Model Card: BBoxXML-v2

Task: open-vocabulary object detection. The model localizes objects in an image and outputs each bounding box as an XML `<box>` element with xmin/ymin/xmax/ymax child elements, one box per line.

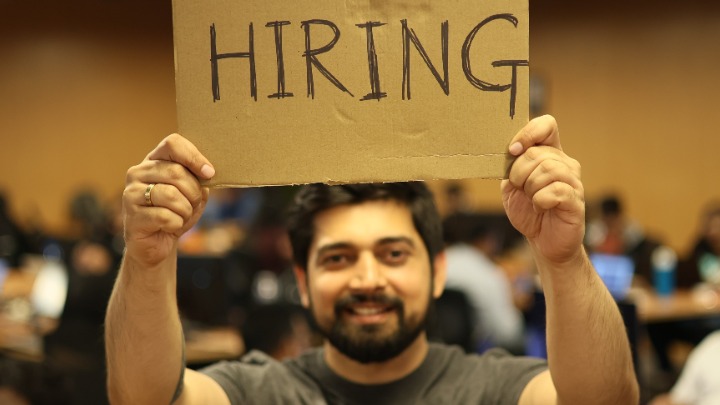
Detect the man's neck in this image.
<box><xmin>322</xmin><ymin>334</ymin><xmax>429</xmax><ymax>385</ymax></box>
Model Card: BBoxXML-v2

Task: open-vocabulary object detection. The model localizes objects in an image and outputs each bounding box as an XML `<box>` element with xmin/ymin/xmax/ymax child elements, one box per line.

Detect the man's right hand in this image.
<box><xmin>122</xmin><ymin>134</ymin><xmax>215</xmax><ymax>269</ymax></box>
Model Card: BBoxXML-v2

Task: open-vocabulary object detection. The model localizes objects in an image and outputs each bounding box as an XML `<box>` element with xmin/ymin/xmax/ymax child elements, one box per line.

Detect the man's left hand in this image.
<box><xmin>502</xmin><ymin>115</ymin><xmax>585</xmax><ymax>265</ymax></box>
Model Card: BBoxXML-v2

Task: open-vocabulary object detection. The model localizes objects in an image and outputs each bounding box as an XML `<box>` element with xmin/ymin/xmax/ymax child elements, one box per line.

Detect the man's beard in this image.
<box><xmin>310</xmin><ymin>293</ymin><xmax>428</xmax><ymax>364</ymax></box>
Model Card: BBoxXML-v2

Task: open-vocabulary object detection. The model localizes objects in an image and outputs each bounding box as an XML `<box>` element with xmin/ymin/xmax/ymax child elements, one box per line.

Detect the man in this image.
<box><xmin>105</xmin><ymin>115</ymin><xmax>639</xmax><ymax>404</ymax></box>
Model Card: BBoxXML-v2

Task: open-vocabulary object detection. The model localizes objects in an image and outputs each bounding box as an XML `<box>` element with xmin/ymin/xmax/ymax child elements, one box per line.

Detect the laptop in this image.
<box><xmin>590</xmin><ymin>253</ymin><xmax>634</xmax><ymax>300</ymax></box>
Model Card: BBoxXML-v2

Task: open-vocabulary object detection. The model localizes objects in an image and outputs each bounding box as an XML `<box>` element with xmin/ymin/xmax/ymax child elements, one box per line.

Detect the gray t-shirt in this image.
<box><xmin>202</xmin><ymin>343</ymin><xmax>547</xmax><ymax>405</ymax></box>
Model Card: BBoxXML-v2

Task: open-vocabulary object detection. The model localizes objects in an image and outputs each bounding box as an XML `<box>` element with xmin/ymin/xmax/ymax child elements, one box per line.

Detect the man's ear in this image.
<box><xmin>292</xmin><ymin>265</ymin><xmax>310</xmax><ymax>308</ymax></box>
<box><xmin>432</xmin><ymin>251</ymin><xmax>447</xmax><ymax>299</ymax></box>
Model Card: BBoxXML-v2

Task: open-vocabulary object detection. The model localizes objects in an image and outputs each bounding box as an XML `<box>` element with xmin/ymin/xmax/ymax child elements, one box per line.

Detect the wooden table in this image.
<box><xmin>185</xmin><ymin>326</ymin><xmax>244</xmax><ymax>364</ymax></box>
<box><xmin>632</xmin><ymin>286</ymin><xmax>720</xmax><ymax>324</ymax></box>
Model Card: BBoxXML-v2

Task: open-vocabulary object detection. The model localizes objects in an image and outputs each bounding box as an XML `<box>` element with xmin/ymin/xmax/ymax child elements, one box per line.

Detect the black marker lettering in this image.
<box><xmin>357</xmin><ymin>21</ymin><xmax>387</xmax><ymax>101</ymax></box>
<box><xmin>210</xmin><ymin>23</ymin><xmax>257</xmax><ymax>102</ymax></box>
<box><xmin>266</xmin><ymin>21</ymin><xmax>294</xmax><ymax>99</ymax></box>
<box><xmin>492</xmin><ymin>60</ymin><xmax>529</xmax><ymax>119</ymax></box>
<box><xmin>401</xmin><ymin>19</ymin><xmax>449</xmax><ymax>100</ymax></box>
<box><xmin>301</xmin><ymin>20</ymin><xmax>354</xmax><ymax>98</ymax></box>
<box><xmin>461</xmin><ymin>14</ymin><xmax>529</xmax><ymax>118</ymax></box>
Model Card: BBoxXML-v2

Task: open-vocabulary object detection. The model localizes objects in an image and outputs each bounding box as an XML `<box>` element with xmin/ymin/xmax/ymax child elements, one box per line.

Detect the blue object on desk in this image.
<box><xmin>590</xmin><ymin>253</ymin><xmax>634</xmax><ymax>300</ymax></box>
<box><xmin>0</xmin><ymin>258</ymin><xmax>8</xmax><ymax>291</ymax></box>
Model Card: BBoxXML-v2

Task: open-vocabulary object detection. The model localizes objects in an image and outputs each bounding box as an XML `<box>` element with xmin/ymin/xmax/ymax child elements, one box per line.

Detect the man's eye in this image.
<box><xmin>321</xmin><ymin>254</ymin><xmax>352</xmax><ymax>269</ymax></box>
<box><xmin>382</xmin><ymin>249</ymin><xmax>409</xmax><ymax>265</ymax></box>
<box><xmin>326</xmin><ymin>255</ymin><xmax>346</xmax><ymax>263</ymax></box>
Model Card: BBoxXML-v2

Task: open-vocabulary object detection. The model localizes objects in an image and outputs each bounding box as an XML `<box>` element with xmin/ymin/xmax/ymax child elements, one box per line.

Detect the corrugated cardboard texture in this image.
<box><xmin>173</xmin><ymin>0</ymin><xmax>529</xmax><ymax>186</ymax></box>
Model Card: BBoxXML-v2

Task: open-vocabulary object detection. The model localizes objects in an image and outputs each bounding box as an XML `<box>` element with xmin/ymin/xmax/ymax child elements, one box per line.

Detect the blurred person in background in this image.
<box><xmin>0</xmin><ymin>191</ymin><xmax>37</xmax><ymax>268</ymax></box>
<box><xmin>443</xmin><ymin>182</ymin><xmax>473</xmax><ymax>216</ymax></box>
<box><xmin>646</xmin><ymin>202</ymin><xmax>720</xmax><ymax>378</ymax></box>
<box><xmin>40</xmin><ymin>189</ymin><xmax>122</xmax><ymax>405</ymax></box>
<box><xmin>442</xmin><ymin>212</ymin><xmax>526</xmax><ymax>354</ymax></box>
<box><xmin>585</xmin><ymin>193</ymin><xmax>664</xmax><ymax>284</ymax></box>
<box><xmin>649</xmin><ymin>330</ymin><xmax>720</xmax><ymax>405</ymax></box>
<box><xmin>182</xmin><ymin>188</ymin><xmax>265</xmax><ymax>255</ymax></box>
<box><xmin>585</xmin><ymin>194</ymin><xmax>645</xmax><ymax>256</ymax></box>
<box><xmin>677</xmin><ymin>201</ymin><xmax>720</xmax><ymax>288</ymax></box>
<box><xmin>0</xmin><ymin>357</ymin><xmax>70</xmax><ymax>405</ymax></box>
<box><xmin>241</xmin><ymin>303</ymin><xmax>314</xmax><ymax>361</ymax></box>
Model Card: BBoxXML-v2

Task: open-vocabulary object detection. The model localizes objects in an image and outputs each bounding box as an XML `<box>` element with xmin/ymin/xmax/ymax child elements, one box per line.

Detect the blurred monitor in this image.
<box><xmin>590</xmin><ymin>253</ymin><xmax>634</xmax><ymax>300</ymax></box>
<box><xmin>177</xmin><ymin>255</ymin><xmax>230</xmax><ymax>326</ymax></box>
<box><xmin>29</xmin><ymin>260</ymin><xmax>69</xmax><ymax>319</ymax></box>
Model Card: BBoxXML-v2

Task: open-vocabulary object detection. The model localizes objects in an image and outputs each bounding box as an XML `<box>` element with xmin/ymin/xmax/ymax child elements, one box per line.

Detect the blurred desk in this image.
<box><xmin>633</xmin><ymin>287</ymin><xmax>720</xmax><ymax>323</ymax></box>
<box><xmin>1</xmin><ymin>265</ymin><xmax>244</xmax><ymax>366</ymax></box>
<box><xmin>0</xmin><ymin>313</ymin><xmax>243</xmax><ymax>365</ymax></box>
<box><xmin>0</xmin><ymin>269</ymin><xmax>36</xmax><ymax>300</ymax></box>
<box><xmin>0</xmin><ymin>315</ymin><xmax>55</xmax><ymax>362</ymax></box>
<box><xmin>0</xmin><ymin>268</ymin><xmax>47</xmax><ymax>362</ymax></box>
<box><xmin>185</xmin><ymin>327</ymin><xmax>244</xmax><ymax>365</ymax></box>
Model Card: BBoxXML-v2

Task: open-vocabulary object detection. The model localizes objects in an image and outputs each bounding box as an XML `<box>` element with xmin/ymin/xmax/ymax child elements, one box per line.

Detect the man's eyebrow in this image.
<box><xmin>376</xmin><ymin>236</ymin><xmax>416</xmax><ymax>248</ymax></box>
<box><xmin>316</xmin><ymin>242</ymin><xmax>355</xmax><ymax>258</ymax></box>
<box><xmin>315</xmin><ymin>237</ymin><xmax>415</xmax><ymax>256</ymax></box>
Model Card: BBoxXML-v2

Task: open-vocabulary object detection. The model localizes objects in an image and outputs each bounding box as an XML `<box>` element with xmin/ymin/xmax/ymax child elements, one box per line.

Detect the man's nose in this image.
<box><xmin>348</xmin><ymin>252</ymin><xmax>387</xmax><ymax>291</ymax></box>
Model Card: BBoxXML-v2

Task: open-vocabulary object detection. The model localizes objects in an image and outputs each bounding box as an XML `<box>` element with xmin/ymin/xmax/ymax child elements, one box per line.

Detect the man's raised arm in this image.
<box><xmin>503</xmin><ymin>116</ymin><xmax>639</xmax><ymax>405</ymax></box>
<box><xmin>105</xmin><ymin>134</ymin><xmax>229</xmax><ymax>405</ymax></box>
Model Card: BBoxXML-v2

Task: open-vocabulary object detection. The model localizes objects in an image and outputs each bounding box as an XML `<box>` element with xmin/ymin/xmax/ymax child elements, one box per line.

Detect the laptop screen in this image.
<box><xmin>590</xmin><ymin>253</ymin><xmax>634</xmax><ymax>300</ymax></box>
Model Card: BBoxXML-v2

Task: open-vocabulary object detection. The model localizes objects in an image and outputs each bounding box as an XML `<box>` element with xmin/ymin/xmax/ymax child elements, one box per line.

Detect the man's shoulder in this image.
<box><xmin>427</xmin><ymin>343</ymin><xmax>546</xmax><ymax>380</ymax></box>
<box><xmin>428</xmin><ymin>343</ymin><xmax>526</xmax><ymax>363</ymax></box>
<box><xmin>200</xmin><ymin>349</ymin><xmax>326</xmax><ymax>404</ymax></box>
<box><xmin>418</xmin><ymin>344</ymin><xmax>547</xmax><ymax>403</ymax></box>
<box><xmin>207</xmin><ymin>347</ymin><xmax>324</xmax><ymax>377</ymax></box>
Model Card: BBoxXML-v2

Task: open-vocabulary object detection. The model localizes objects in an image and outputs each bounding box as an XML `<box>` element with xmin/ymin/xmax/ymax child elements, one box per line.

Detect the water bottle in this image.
<box><xmin>651</xmin><ymin>246</ymin><xmax>677</xmax><ymax>297</ymax></box>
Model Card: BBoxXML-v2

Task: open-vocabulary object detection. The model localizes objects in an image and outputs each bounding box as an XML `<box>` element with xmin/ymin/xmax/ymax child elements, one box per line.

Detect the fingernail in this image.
<box><xmin>509</xmin><ymin>142</ymin><xmax>523</xmax><ymax>156</ymax></box>
<box><xmin>201</xmin><ymin>164</ymin><xmax>215</xmax><ymax>179</ymax></box>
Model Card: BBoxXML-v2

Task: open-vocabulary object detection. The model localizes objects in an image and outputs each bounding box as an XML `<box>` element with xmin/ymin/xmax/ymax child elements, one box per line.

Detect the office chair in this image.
<box><xmin>428</xmin><ymin>288</ymin><xmax>476</xmax><ymax>353</ymax></box>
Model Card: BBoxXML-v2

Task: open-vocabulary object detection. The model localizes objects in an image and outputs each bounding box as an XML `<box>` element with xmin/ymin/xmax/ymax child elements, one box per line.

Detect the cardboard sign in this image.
<box><xmin>173</xmin><ymin>0</ymin><xmax>529</xmax><ymax>186</ymax></box>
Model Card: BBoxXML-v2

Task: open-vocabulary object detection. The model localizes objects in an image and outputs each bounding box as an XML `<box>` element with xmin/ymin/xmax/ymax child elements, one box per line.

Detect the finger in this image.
<box><xmin>508</xmin><ymin>146</ymin><xmax>577</xmax><ymax>190</ymax></box>
<box><xmin>508</xmin><ymin>115</ymin><xmax>561</xmax><ymax>156</ymax></box>
<box><xmin>128</xmin><ymin>182</ymin><xmax>194</xmax><ymax>223</ymax></box>
<box><xmin>128</xmin><ymin>160</ymin><xmax>204</xmax><ymax>209</ymax></box>
<box><xmin>523</xmin><ymin>158</ymin><xmax>583</xmax><ymax>199</ymax></box>
<box><xmin>500</xmin><ymin>178</ymin><xmax>513</xmax><ymax>195</ymax></box>
<box><xmin>532</xmin><ymin>182</ymin><xmax>584</xmax><ymax>215</ymax></box>
<box><xmin>146</xmin><ymin>133</ymin><xmax>215</xmax><ymax>180</ymax></box>
<box><xmin>127</xmin><ymin>206</ymin><xmax>186</xmax><ymax>238</ymax></box>
<box><xmin>181</xmin><ymin>187</ymin><xmax>210</xmax><ymax>235</ymax></box>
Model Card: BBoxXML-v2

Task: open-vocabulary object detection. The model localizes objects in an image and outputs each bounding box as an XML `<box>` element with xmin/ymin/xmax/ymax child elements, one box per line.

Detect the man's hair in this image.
<box><xmin>241</xmin><ymin>303</ymin><xmax>307</xmax><ymax>357</ymax></box>
<box><xmin>600</xmin><ymin>195</ymin><xmax>622</xmax><ymax>216</ymax></box>
<box><xmin>286</xmin><ymin>182</ymin><xmax>443</xmax><ymax>271</ymax></box>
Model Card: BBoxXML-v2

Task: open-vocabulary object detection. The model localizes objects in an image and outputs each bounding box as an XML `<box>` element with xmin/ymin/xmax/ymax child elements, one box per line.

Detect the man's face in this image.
<box><xmin>294</xmin><ymin>200</ymin><xmax>446</xmax><ymax>363</ymax></box>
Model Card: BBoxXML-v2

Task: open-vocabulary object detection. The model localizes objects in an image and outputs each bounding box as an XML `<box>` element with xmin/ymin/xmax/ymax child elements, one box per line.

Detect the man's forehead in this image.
<box><xmin>309</xmin><ymin>200</ymin><xmax>422</xmax><ymax>251</ymax></box>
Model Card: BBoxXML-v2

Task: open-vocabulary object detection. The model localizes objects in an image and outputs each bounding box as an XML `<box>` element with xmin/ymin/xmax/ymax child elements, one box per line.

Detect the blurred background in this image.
<box><xmin>1</xmin><ymin>0</ymin><xmax>720</xmax><ymax>404</ymax></box>
<box><xmin>1</xmin><ymin>0</ymin><xmax>719</xmax><ymax>251</ymax></box>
